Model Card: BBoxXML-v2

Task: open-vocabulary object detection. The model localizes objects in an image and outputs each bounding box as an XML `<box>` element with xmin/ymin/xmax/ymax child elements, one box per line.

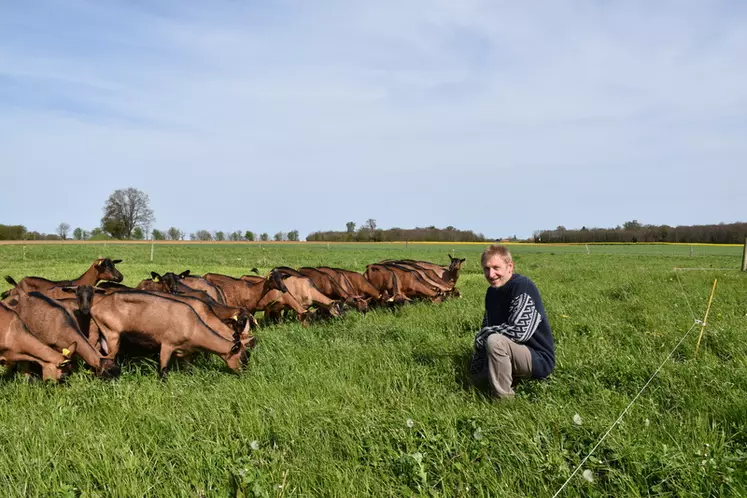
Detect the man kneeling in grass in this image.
<box><xmin>470</xmin><ymin>244</ymin><xmax>555</xmax><ymax>398</ymax></box>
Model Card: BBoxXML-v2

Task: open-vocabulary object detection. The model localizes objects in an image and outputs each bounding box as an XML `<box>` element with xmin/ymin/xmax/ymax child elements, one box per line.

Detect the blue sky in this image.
<box><xmin>1</xmin><ymin>1</ymin><xmax>745</xmax><ymax>239</ymax></box>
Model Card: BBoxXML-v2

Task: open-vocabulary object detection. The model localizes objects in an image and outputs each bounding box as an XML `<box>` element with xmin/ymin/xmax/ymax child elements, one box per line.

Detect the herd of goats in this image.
<box><xmin>0</xmin><ymin>255</ymin><xmax>466</xmax><ymax>381</ymax></box>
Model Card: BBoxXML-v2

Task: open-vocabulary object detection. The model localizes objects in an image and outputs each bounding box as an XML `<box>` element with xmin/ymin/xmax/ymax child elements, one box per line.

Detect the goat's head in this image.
<box><xmin>267</xmin><ymin>270</ymin><xmax>289</xmax><ymax>293</ymax></box>
<box><xmin>224</xmin><ymin>341</ymin><xmax>248</xmax><ymax>372</ymax></box>
<box><xmin>226</xmin><ymin>309</ymin><xmax>255</xmax><ymax>335</ymax></box>
<box><xmin>97</xmin><ymin>357</ymin><xmax>120</xmax><ymax>378</ymax></box>
<box><xmin>42</xmin><ymin>342</ymin><xmax>78</xmax><ymax>382</ymax></box>
<box><xmin>159</xmin><ymin>272</ymin><xmax>184</xmax><ymax>294</ymax></box>
<box><xmin>95</xmin><ymin>258</ymin><xmax>124</xmax><ymax>283</ymax></box>
<box><xmin>61</xmin><ymin>285</ymin><xmax>98</xmax><ymax>315</ymax></box>
<box><xmin>329</xmin><ymin>301</ymin><xmax>343</xmax><ymax>318</ymax></box>
<box><xmin>447</xmin><ymin>254</ymin><xmax>466</xmax><ymax>272</ymax></box>
<box><xmin>349</xmin><ymin>296</ymin><xmax>369</xmax><ymax>313</ymax></box>
<box><xmin>149</xmin><ymin>272</ymin><xmax>168</xmax><ymax>291</ymax></box>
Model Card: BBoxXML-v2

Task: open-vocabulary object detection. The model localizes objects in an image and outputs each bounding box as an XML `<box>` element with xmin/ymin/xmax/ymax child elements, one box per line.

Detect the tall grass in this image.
<box><xmin>0</xmin><ymin>244</ymin><xmax>744</xmax><ymax>496</ymax></box>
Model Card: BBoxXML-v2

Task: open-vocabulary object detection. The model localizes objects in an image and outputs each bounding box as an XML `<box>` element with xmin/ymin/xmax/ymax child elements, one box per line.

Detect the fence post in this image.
<box><xmin>150</xmin><ymin>242</ymin><xmax>155</xmax><ymax>262</ymax></box>
<box><xmin>742</xmin><ymin>237</ymin><xmax>747</xmax><ymax>272</ymax></box>
<box><xmin>585</xmin><ymin>244</ymin><xmax>590</xmax><ymax>255</ymax></box>
<box><xmin>690</xmin><ymin>246</ymin><xmax>694</xmax><ymax>257</ymax></box>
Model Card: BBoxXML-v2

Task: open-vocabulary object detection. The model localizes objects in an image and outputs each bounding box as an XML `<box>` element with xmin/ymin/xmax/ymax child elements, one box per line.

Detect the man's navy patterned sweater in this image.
<box><xmin>471</xmin><ymin>273</ymin><xmax>555</xmax><ymax>379</ymax></box>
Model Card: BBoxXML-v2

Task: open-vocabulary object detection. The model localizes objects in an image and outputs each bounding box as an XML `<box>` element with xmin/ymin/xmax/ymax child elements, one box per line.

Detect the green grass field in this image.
<box><xmin>0</xmin><ymin>243</ymin><xmax>744</xmax><ymax>497</ymax></box>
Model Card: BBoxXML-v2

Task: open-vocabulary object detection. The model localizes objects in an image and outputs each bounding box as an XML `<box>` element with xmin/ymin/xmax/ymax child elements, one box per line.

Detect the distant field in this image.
<box><xmin>0</xmin><ymin>243</ymin><xmax>744</xmax><ymax>497</ymax></box>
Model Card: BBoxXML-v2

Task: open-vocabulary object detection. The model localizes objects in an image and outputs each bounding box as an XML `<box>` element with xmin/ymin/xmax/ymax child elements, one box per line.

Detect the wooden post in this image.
<box><xmin>23</xmin><ymin>246</ymin><xmax>26</xmax><ymax>260</ymax></box>
<box><xmin>742</xmin><ymin>237</ymin><xmax>747</xmax><ymax>272</ymax></box>
<box><xmin>585</xmin><ymin>244</ymin><xmax>590</xmax><ymax>255</ymax></box>
<box><xmin>150</xmin><ymin>242</ymin><xmax>155</xmax><ymax>262</ymax></box>
<box><xmin>690</xmin><ymin>245</ymin><xmax>694</xmax><ymax>257</ymax></box>
<box><xmin>694</xmin><ymin>279</ymin><xmax>718</xmax><ymax>359</ymax></box>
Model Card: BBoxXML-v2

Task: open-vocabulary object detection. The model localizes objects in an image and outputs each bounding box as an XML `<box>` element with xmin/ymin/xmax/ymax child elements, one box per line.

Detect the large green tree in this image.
<box><xmin>101</xmin><ymin>188</ymin><xmax>155</xmax><ymax>239</ymax></box>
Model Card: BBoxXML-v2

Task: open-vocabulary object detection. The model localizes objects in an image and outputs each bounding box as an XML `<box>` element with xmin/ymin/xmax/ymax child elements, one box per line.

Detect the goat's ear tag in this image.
<box><xmin>153</xmin><ymin>276</ymin><xmax>160</xmax><ymax>282</ymax></box>
<box><xmin>232</xmin><ymin>314</ymin><xmax>239</xmax><ymax>321</ymax></box>
<box><xmin>62</xmin><ymin>348</ymin><xmax>72</xmax><ymax>358</ymax></box>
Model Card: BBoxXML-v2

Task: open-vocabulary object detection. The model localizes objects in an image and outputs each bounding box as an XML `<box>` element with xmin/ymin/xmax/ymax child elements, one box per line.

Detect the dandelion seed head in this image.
<box><xmin>250</xmin><ymin>440</ymin><xmax>259</xmax><ymax>450</ymax></box>
<box><xmin>573</xmin><ymin>413</ymin><xmax>583</xmax><ymax>426</ymax></box>
<box><xmin>473</xmin><ymin>428</ymin><xmax>484</xmax><ymax>441</ymax></box>
<box><xmin>406</xmin><ymin>418</ymin><xmax>414</xmax><ymax>428</ymax></box>
<box><xmin>645</xmin><ymin>418</ymin><xmax>650</xmax><ymax>427</ymax></box>
<box><xmin>582</xmin><ymin>469</ymin><xmax>594</xmax><ymax>483</ymax></box>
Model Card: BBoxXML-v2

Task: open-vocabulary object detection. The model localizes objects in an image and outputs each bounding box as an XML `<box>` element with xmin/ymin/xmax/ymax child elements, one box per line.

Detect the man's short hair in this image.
<box><xmin>481</xmin><ymin>244</ymin><xmax>513</xmax><ymax>266</ymax></box>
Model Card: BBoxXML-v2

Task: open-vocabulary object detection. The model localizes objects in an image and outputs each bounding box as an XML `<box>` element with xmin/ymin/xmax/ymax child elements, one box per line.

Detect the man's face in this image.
<box><xmin>482</xmin><ymin>254</ymin><xmax>514</xmax><ymax>288</ymax></box>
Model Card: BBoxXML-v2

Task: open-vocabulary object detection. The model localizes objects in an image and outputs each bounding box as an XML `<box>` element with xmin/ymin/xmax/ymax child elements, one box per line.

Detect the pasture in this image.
<box><xmin>0</xmin><ymin>242</ymin><xmax>744</xmax><ymax>497</ymax></box>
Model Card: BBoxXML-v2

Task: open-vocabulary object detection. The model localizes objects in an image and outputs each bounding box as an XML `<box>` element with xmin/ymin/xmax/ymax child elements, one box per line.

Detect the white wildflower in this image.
<box><xmin>250</xmin><ymin>440</ymin><xmax>260</xmax><ymax>450</ymax></box>
<box><xmin>645</xmin><ymin>418</ymin><xmax>650</xmax><ymax>427</ymax></box>
<box><xmin>473</xmin><ymin>428</ymin><xmax>484</xmax><ymax>441</ymax></box>
<box><xmin>406</xmin><ymin>418</ymin><xmax>414</xmax><ymax>428</ymax></box>
<box><xmin>582</xmin><ymin>469</ymin><xmax>594</xmax><ymax>483</ymax></box>
<box><xmin>573</xmin><ymin>413</ymin><xmax>583</xmax><ymax>426</ymax></box>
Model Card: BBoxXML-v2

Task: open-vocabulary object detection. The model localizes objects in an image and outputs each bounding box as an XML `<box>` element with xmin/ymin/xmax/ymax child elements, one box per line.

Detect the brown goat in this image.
<box><xmin>138</xmin><ymin>272</ymin><xmax>219</xmax><ymax>305</ymax></box>
<box><xmin>364</xmin><ymin>264</ymin><xmax>410</xmax><ymax>305</ymax></box>
<box><xmin>382</xmin><ymin>255</ymin><xmax>465</xmax><ymax>287</ymax></box>
<box><xmin>380</xmin><ymin>263</ymin><xmax>444</xmax><ymax>302</ymax></box>
<box><xmin>143</xmin><ymin>290</ymin><xmax>256</xmax><ymax>347</ymax></box>
<box><xmin>0</xmin><ymin>303</ymin><xmax>75</xmax><ymax>382</ymax></box>
<box><xmin>2</xmin><ymin>258</ymin><xmax>124</xmax><ymax>300</ymax></box>
<box><xmin>204</xmin><ymin>271</ymin><xmax>305</xmax><ymax>317</ymax></box>
<box><xmin>331</xmin><ymin>268</ymin><xmax>385</xmax><ymax>304</ymax></box>
<box><xmin>380</xmin><ymin>261</ymin><xmax>454</xmax><ymax>295</ymax></box>
<box><xmin>256</xmin><ymin>275</ymin><xmax>342</xmax><ymax>320</ymax></box>
<box><xmin>175</xmin><ymin>271</ymin><xmax>226</xmax><ymax>303</ymax></box>
<box><xmin>299</xmin><ymin>267</ymin><xmax>368</xmax><ymax>312</ymax></box>
<box><xmin>90</xmin><ymin>290</ymin><xmax>246</xmax><ymax>377</ymax></box>
<box><xmin>7</xmin><ymin>289</ymin><xmax>118</xmax><ymax>377</ymax></box>
<box><xmin>54</xmin><ymin>286</ymin><xmax>106</xmax><ymax>351</ymax></box>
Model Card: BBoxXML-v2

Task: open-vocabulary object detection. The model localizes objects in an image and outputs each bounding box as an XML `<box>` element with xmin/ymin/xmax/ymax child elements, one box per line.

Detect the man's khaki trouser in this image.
<box><xmin>475</xmin><ymin>334</ymin><xmax>533</xmax><ymax>398</ymax></box>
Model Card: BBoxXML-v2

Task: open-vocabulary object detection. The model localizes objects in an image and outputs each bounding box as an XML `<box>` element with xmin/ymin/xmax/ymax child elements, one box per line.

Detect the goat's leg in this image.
<box><xmin>87</xmin><ymin>321</ymin><xmax>101</xmax><ymax>350</ymax></box>
<box><xmin>159</xmin><ymin>344</ymin><xmax>175</xmax><ymax>380</ymax></box>
<box><xmin>99</xmin><ymin>328</ymin><xmax>120</xmax><ymax>361</ymax></box>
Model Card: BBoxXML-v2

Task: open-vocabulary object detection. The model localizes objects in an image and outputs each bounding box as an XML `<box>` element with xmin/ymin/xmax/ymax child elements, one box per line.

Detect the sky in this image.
<box><xmin>1</xmin><ymin>1</ymin><xmax>745</xmax><ymax>240</ymax></box>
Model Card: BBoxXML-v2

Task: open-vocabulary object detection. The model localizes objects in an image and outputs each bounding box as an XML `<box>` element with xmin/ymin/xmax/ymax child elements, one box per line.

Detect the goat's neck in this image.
<box><xmin>72</xmin><ymin>264</ymin><xmax>100</xmax><ymax>286</ymax></box>
<box><xmin>68</xmin><ymin>332</ymin><xmax>104</xmax><ymax>368</ymax></box>
<box><xmin>8</xmin><ymin>317</ymin><xmax>62</xmax><ymax>364</ymax></box>
<box><xmin>189</xmin><ymin>326</ymin><xmax>234</xmax><ymax>356</ymax></box>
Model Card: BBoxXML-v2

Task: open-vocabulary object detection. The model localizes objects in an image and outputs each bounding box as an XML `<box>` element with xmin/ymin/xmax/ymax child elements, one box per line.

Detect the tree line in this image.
<box><xmin>4</xmin><ymin>188</ymin><xmax>743</xmax><ymax>244</ymax></box>
<box><xmin>534</xmin><ymin>220</ymin><xmax>747</xmax><ymax>244</ymax></box>
<box><xmin>306</xmin><ymin>220</ymin><xmax>488</xmax><ymax>242</ymax></box>
<box><xmin>0</xmin><ymin>188</ymin><xmax>300</xmax><ymax>242</ymax></box>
